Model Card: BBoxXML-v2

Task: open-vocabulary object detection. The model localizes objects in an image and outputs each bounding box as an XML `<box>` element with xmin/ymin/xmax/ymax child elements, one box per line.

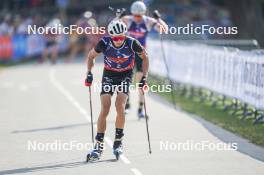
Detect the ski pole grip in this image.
<box><xmin>153</xmin><ymin>10</ymin><xmax>161</xmax><ymax>19</ymax></box>
<box><xmin>116</xmin><ymin>8</ymin><xmax>126</xmax><ymax>18</ymax></box>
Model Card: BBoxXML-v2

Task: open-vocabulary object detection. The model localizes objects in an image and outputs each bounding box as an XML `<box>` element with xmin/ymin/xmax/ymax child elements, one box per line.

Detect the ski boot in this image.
<box><xmin>113</xmin><ymin>140</ymin><xmax>123</xmax><ymax>160</ymax></box>
<box><xmin>86</xmin><ymin>141</ymin><xmax>104</xmax><ymax>162</ymax></box>
<box><xmin>138</xmin><ymin>108</ymin><xmax>145</xmax><ymax>119</ymax></box>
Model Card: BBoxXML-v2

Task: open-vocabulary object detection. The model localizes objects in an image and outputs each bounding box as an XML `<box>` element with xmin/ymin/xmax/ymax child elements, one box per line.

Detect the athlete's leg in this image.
<box><xmin>87</xmin><ymin>85</ymin><xmax>112</xmax><ymax>160</ymax></box>
<box><xmin>125</xmin><ymin>74</ymin><xmax>132</xmax><ymax>113</ymax></box>
<box><xmin>92</xmin><ymin>94</ymin><xmax>111</xmax><ymax>155</ymax></box>
<box><xmin>134</xmin><ymin>54</ymin><xmax>144</xmax><ymax>117</ymax></box>
<box><xmin>51</xmin><ymin>44</ymin><xmax>58</xmax><ymax>64</ymax></box>
<box><xmin>115</xmin><ymin>92</ymin><xmax>128</xmax><ymax>129</ymax></box>
<box><xmin>136</xmin><ymin>71</ymin><xmax>144</xmax><ymax>102</ymax></box>
<box><xmin>136</xmin><ymin>71</ymin><xmax>144</xmax><ymax>118</ymax></box>
<box><xmin>113</xmin><ymin>92</ymin><xmax>128</xmax><ymax>156</ymax></box>
<box><xmin>97</xmin><ymin>94</ymin><xmax>111</xmax><ymax>133</ymax></box>
<box><xmin>125</xmin><ymin>95</ymin><xmax>130</xmax><ymax>114</ymax></box>
<box><xmin>41</xmin><ymin>48</ymin><xmax>49</xmax><ymax>63</ymax></box>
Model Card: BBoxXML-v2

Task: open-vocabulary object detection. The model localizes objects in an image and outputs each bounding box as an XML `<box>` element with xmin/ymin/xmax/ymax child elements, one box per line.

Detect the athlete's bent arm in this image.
<box><xmin>119</xmin><ymin>16</ymin><xmax>130</xmax><ymax>25</ymax></box>
<box><xmin>132</xmin><ymin>39</ymin><xmax>149</xmax><ymax>77</ymax></box>
<box><xmin>86</xmin><ymin>48</ymin><xmax>100</xmax><ymax>73</ymax></box>
<box><xmin>138</xmin><ymin>50</ymin><xmax>149</xmax><ymax>77</ymax></box>
<box><xmin>154</xmin><ymin>18</ymin><xmax>168</xmax><ymax>34</ymax></box>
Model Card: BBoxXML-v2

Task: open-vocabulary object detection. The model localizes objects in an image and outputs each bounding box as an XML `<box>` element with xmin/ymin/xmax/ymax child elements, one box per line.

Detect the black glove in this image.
<box><xmin>153</xmin><ymin>10</ymin><xmax>161</xmax><ymax>19</ymax></box>
<box><xmin>85</xmin><ymin>72</ymin><xmax>93</xmax><ymax>86</ymax></box>
<box><xmin>139</xmin><ymin>76</ymin><xmax>147</xmax><ymax>88</ymax></box>
<box><xmin>116</xmin><ymin>8</ymin><xmax>126</xmax><ymax>18</ymax></box>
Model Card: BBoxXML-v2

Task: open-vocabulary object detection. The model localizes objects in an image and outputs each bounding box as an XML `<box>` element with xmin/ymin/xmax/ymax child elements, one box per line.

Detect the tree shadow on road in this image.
<box><xmin>0</xmin><ymin>159</ymin><xmax>117</xmax><ymax>174</ymax></box>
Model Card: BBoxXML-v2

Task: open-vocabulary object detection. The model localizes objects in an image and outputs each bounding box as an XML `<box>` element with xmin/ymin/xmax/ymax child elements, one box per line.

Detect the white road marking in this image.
<box><xmin>49</xmin><ymin>69</ymin><xmax>90</xmax><ymax>122</ymax></box>
<box><xmin>131</xmin><ymin>168</ymin><xmax>143</xmax><ymax>175</ymax></box>
<box><xmin>49</xmin><ymin>68</ymin><xmax>143</xmax><ymax>175</ymax></box>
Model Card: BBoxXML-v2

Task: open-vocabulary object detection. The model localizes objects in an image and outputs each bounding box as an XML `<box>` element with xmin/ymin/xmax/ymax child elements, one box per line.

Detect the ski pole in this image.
<box><xmin>159</xmin><ymin>34</ymin><xmax>176</xmax><ymax>108</ymax></box>
<box><xmin>142</xmin><ymin>89</ymin><xmax>152</xmax><ymax>154</ymax></box>
<box><xmin>153</xmin><ymin>10</ymin><xmax>176</xmax><ymax>108</ymax></box>
<box><xmin>108</xmin><ymin>5</ymin><xmax>126</xmax><ymax>19</ymax></box>
<box><xmin>89</xmin><ymin>86</ymin><xmax>95</xmax><ymax>144</ymax></box>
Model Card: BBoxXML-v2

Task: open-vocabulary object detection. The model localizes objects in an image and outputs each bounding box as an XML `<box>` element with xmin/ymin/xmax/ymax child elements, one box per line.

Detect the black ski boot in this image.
<box><xmin>138</xmin><ymin>108</ymin><xmax>144</xmax><ymax>119</ymax></box>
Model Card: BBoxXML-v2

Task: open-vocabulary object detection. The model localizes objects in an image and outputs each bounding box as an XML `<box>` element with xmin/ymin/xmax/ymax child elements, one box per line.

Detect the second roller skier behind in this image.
<box><xmin>119</xmin><ymin>1</ymin><xmax>168</xmax><ymax>118</ymax></box>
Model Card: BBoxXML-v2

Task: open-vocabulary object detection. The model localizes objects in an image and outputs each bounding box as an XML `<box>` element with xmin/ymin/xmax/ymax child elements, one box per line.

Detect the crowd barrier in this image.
<box><xmin>0</xmin><ymin>34</ymin><xmax>68</xmax><ymax>62</ymax></box>
<box><xmin>147</xmin><ymin>38</ymin><xmax>264</xmax><ymax>111</ymax></box>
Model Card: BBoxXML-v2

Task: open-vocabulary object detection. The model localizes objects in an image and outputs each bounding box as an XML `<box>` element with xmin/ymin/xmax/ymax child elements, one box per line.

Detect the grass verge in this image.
<box><xmin>0</xmin><ymin>65</ymin><xmax>5</xmax><ymax>72</ymax></box>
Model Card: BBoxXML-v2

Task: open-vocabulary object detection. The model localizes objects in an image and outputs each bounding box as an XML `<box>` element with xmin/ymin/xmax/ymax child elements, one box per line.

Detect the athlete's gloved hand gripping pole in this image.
<box><xmin>153</xmin><ymin>10</ymin><xmax>169</xmax><ymax>34</ymax></box>
<box><xmin>116</xmin><ymin>8</ymin><xmax>126</xmax><ymax>18</ymax></box>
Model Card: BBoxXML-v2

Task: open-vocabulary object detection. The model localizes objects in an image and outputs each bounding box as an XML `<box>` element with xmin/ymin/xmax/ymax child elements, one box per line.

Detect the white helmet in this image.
<box><xmin>108</xmin><ymin>20</ymin><xmax>127</xmax><ymax>36</ymax></box>
<box><xmin>131</xmin><ymin>1</ymin><xmax>146</xmax><ymax>15</ymax></box>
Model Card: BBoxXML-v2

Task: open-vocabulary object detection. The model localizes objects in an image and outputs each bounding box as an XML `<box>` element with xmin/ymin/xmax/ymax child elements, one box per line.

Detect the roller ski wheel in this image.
<box><xmin>113</xmin><ymin>141</ymin><xmax>123</xmax><ymax>160</ymax></box>
<box><xmin>114</xmin><ymin>151</ymin><xmax>119</xmax><ymax>160</ymax></box>
<box><xmin>86</xmin><ymin>150</ymin><xmax>102</xmax><ymax>162</ymax></box>
<box><xmin>86</xmin><ymin>142</ymin><xmax>103</xmax><ymax>162</ymax></box>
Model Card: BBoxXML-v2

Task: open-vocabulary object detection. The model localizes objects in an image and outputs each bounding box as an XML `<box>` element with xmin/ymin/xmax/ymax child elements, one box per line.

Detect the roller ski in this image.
<box><xmin>86</xmin><ymin>141</ymin><xmax>104</xmax><ymax>162</ymax></box>
<box><xmin>113</xmin><ymin>140</ymin><xmax>123</xmax><ymax>160</ymax></box>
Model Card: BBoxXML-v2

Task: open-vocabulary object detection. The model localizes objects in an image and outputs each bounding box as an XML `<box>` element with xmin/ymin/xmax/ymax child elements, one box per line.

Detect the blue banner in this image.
<box><xmin>12</xmin><ymin>35</ymin><xmax>27</xmax><ymax>61</ymax></box>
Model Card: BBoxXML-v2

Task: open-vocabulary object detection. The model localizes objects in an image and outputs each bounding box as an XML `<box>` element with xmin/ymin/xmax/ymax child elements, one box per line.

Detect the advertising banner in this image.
<box><xmin>12</xmin><ymin>35</ymin><xmax>27</xmax><ymax>61</ymax></box>
<box><xmin>147</xmin><ymin>38</ymin><xmax>264</xmax><ymax>110</ymax></box>
<box><xmin>0</xmin><ymin>36</ymin><xmax>12</xmax><ymax>60</ymax></box>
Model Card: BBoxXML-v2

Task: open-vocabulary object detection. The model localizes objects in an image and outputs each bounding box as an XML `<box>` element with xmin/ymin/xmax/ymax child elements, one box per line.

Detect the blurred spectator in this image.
<box><xmin>14</xmin><ymin>15</ymin><xmax>32</xmax><ymax>35</ymax></box>
<box><xmin>66</xmin><ymin>11</ymin><xmax>103</xmax><ymax>62</ymax></box>
<box><xmin>41</xmin><ymin>18</ymin><xmax>62</xmax><ymax>64</ymax></box>
<box><xmin>0</xmin><ymin>0</ymin><xmax>238</xmax><ymax>63</ymax></box>
<box><xmin>0</xmin><ymin>14</ymin><xmax>14</xmax><ymax>36</ymax></box>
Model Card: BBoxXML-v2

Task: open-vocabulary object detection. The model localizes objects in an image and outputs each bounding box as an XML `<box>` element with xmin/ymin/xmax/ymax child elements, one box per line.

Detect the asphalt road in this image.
<box><xmin>0</xmin><ymin>62</ymin><xmax>263</xmax><ymax>175</ymax></box>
